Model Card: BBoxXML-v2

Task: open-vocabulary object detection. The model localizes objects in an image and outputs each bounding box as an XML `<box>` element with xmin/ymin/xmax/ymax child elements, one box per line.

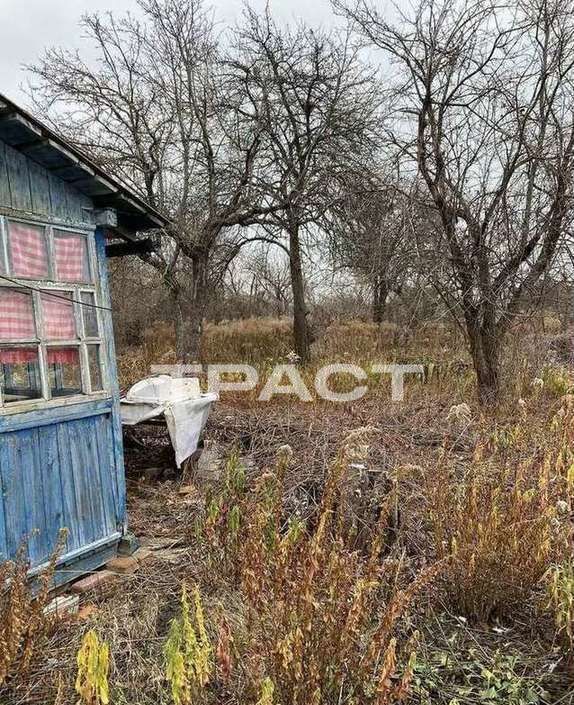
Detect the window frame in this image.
<box><xmin>0</xmin><ymin>216</ymin><xmax>109</xmax><ymax>413</ymax></box>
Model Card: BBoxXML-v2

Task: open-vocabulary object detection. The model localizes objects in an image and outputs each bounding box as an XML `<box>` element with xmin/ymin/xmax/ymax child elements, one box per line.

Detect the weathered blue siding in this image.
<box><xmin>94</xmin><ymin>226</ymin><xmax>127</xmax><ymax>536</ymax></box>
<box><xmin>0</xmin><ymin>401</ymin><xmax>123</xmax><ymax>568</ymax></box>
<box><xmin>0</xmin><ymin>138</ymin><xmax>127</xmax><ymax>579</ymax></box>
<box><xmin>0</xmin><ymin>139</ymin><xmax>94</xmax><ymax>226</ymax></box>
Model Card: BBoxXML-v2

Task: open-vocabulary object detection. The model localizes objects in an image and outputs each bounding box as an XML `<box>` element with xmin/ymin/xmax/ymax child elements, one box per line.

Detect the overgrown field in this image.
<box><xmin>1</xmin><ymin>319</ymin><xmax>574</xmax><ymax>705</ymax></box>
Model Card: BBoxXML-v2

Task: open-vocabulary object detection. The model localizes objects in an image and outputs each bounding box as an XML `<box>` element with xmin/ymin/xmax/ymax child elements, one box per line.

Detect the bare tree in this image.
<box><xmin>327</xmin><ymin>175</ymin><xmax>417</xmax><ymax>323</ymax></box>
<box><xmin>337</xmin><ymin>0</ymin><xmax>574</xmax><ymax>402</ymax></box>
<box><xmin>229</xmin><ymin>9</ymin><xmax>379</xmax><ymax>362</ymax></box>
<box><xmin>247</xmin><ymin>246</ymin><xmax>292</xmax><ymax>317</ymax></box>
<box><xmin>29</xmin><ymin>0</ymin><xmax>275</xmax><ymax>362</ymax></box>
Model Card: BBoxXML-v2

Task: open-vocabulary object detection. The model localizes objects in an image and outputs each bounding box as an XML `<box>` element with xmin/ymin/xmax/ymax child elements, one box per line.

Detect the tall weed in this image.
<box><xmin>75</xmin><ymin>630</ymin><xmax>110</xmax><ymax>705</ymax></box>
<box><xmin>0</xmin><ymin>533</ymin><xmax>65</xmax><ymax>686</ymax></box>
<box><xmin>164</xmin><ymin>585</ymin><xmax>213</xmax><ymax>705</ymax></box>
<box><xmin>427</xmin><ymin>407</ymin><xmax>572</xmax><ymax>621</ymax></box>
<box><xmin>202</xmin><ymin>430</ymin><xmax>441</xmax><ymax>705</ymax></box>
<box><xmin>546</xmin><ymin>560</ymin><xmax>574</xmax><ymax>659</ymax></box>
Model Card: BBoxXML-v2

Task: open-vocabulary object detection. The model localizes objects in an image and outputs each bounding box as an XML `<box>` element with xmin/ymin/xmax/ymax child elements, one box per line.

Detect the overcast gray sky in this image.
<box><xmin>1</xmin><ymin>0</ymin><xmax>336</xmax><ymax>105</ymax></box>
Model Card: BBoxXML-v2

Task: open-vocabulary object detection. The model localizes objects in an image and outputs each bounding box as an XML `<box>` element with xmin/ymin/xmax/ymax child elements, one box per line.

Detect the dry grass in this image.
<box><xmin>117</xmin><ymin>318</ymin><xmax>294</xmax><ymax>389</ymax></box>
<box><xmin>3</xmin><ymin>317</ymin><xmax>574</xmax><ymax>704</ymax></box>
<box><xmin>116</xmin><ymin>318</ymin><xmax>466</xmax><ymax>390</ymax></box>
<box><xmin>315</xmin><ymin>320</ymin><xmax>461</xmax><ymax>363</ymax></box>
<box><xmin>195</xmin><ymin>431</ymin><xmax>442</xmax><ymax>705</ymax></box>
<box><xmin>203</xmin><ymin>318</ymin><xmax>293</xmax><ymax>364</ymax></box>
<box><xmin>0</xmin><ymin>535</ymin><xmax>64</xmax><ymax>690</ymax></box>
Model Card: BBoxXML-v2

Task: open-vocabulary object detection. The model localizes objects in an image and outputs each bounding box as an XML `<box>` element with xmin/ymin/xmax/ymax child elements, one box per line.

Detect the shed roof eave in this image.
<box><xmin>0</xmin><ymin>92</ymin><xmax>169</xmax><ymax>233</ymax></box>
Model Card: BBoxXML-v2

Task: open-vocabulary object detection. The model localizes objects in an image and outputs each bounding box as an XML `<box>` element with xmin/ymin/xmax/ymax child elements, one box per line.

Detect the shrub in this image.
<box><xmin>201</xmin><ymin>430</ymin><xmax>442</xmax><ymax>705</ymax></box>
<box><xmin>427</xmin><ymin>425</ymin><xmax>571</xmax><ymax>621</ymax></box>
<box><xmin>542</xmin><ymin>366</ymin><xmax>573</xmax><ymax>397</ymax></box>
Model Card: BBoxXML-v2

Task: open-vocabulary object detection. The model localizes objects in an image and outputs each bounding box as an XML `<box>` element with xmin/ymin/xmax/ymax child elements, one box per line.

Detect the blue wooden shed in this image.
<box><xmin>0</xmin><ymin>93</ymin><xmax>167</xmax><ymax>584</ymax></box>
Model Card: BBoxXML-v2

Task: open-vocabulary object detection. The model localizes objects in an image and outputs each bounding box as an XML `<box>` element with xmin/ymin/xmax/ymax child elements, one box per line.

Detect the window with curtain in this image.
<box><xmin>53</xmin><ymin>230</ymin><xmax>91</xmax><ymax>283</ymax></box>
<box><xmin>0</xmin><ymin>219</ymin><xmax>106</xmax><ymax>407</ymax></box>
<box><xmin>8</xmin><ymin>222</ymin><xmax>49</xmax><ymax>279</ymax></box>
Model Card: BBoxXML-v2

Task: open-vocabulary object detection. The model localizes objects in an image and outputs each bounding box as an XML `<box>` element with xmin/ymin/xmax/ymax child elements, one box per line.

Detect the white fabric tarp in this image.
<box><xmin>120</xmin><ymin>376</ymin><xmax>217</xmax><ymax>467</ymax></box>
<box><xmin>164</xmin><ymin>395</ymin><xmax>217</xmax><ymax>468</ymax></box>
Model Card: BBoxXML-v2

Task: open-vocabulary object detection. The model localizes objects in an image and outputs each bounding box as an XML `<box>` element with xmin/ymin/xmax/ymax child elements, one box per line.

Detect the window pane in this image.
<box><xmin>41</xmin><ymin>292</ymin><xmax>77</xmax><ymax>340</ymax></box>
<box><xmin>81</xmin><ymin>292</ymin><xmax>99</xmax><ymax>337</ymax></box>
<box><xmin>8</xmin><ymin>222</ymin><xmax>49</xmax><ymax>279</ymax></box>
<box><xmin>53</xmin><ymin>231</ymin><xmax>90</xmax><ymax>283</ymax></box>
<box><xmin>47</xmin><ymin>347</ymin><xmax>83</xmax><ymax>397</ymax></box>
<box><xmin>87</xmin><ymin>345</ymin><xmax>103</xmax><ymax>392</ymax></box>
<box><xmin>0</xmin><ymin>289</ymin><xmax>36</xmax><ymax>341</ymax></box>
<box><xmin>0</xmin><ymin>346</ymin><xmax>42</xmax><ymax>403</ymax></box>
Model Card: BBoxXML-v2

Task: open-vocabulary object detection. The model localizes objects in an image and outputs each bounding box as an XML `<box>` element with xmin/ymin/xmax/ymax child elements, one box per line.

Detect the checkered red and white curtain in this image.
<box><xmin>0</xmin><ymin>289</ymin><xmax>35</xmax><ymax>341</ymax></box>
<box><xmin>0</xmin><ymin>290</ymin><xmax>78</xmax><ymax>365</ymax></box>
<box><xmin>7</xmin><ymin>225</ymin><xmax>89</xmax><ymax>282</ymax></box>
<box><xmin>0</xmin><ymin>348</ymin><xmax>38</xmax><ymax>364</ymax></box>
<box><xmin>9</xmin><ymin>223</ymin><xmax>49</xmax><ymax>279</ymax></box>
<box><xmin>1</xmin><ymin>224</ymin><xmax>90</xmax><ymax>371</ymax></box>
<box><xmin>47</xmin><ymin>347</ymin><xmax>79</xmax><ymax>365</ymax></box>
<box><xmin>41</xmin><ymin>293</ymin><xmax>76</xmax><ymax>340</ymax></box>
<box><xmin>0</xmin><ymin>348</ymin><xmax>78</xmax><ymax>367</ymax></box>
<box><xmin>54</xmin><ymin>233</ymin><xmax>88</xmax><ymax>282</ymax></box>
<box><xmin>0</xmin><ymin>288</ymin><xmax>38</xmax><ymax>365</ymax></box>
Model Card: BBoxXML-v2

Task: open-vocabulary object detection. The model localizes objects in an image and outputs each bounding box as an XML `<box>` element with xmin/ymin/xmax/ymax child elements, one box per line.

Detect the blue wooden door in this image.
<box><xmin>0</xmin><ymin>400</ymin><xmax>124</xmax><ymax>571</ymax></box>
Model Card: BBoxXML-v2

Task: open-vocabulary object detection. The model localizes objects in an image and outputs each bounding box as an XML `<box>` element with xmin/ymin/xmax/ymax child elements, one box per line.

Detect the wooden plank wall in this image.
<box><xmin>0</xmin><ymin>148</ymin><xmax>127</xmax><ymax>573</ymax></box>
<box><xmin>95</xmin><ymin>227</ymin><xmax>127</xmax><ymax>529</ymax></box>
<box><xmin>0</xmin><ymin>404</ymin><xmax>121</xmax><ymax>566</ymax></box>
<box><xmin>0</xmin><ymin>138</ymin><xmax>94</xmax><ymax>225</ymax></box>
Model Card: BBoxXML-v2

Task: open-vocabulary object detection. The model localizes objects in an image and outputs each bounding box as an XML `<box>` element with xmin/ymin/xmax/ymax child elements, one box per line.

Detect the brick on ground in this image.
<box><xmin>70</xmin><ymin>570</ymin><xmax>118</xmax><ymax>594</ymax></box>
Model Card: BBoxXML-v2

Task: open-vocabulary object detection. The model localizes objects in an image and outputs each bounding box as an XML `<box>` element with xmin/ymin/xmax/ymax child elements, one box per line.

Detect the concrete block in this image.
<box><xmin>118</xmin><ymin>533</ymin><xmax>140</xmax><ymax>556</ymax></box>
<box><xmin>44</xmin><ymin>594</ymin><xmax>79</xmax><ymax>616</ymax></box>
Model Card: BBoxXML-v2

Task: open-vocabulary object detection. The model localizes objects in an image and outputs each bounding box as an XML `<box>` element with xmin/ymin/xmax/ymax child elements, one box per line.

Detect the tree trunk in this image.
<box><xmin>467</xmin><ymin>319</ymin><xmax>501</xmax><ymax>405</ymax></box>
<box><xmin>169</xmin><ymin>283</ymin><xmax>186</xmax><ymax>360</ymax></box>
<box><xmin>170</xmin><ymin>252</ymin><xmax>209</xmax><ymax>365</ymax></box>
<box><xmin>174</xmin><ymin>303</ymin><xmax>203</xmax><ymax>364</ymax></box>
<box><xmin>288</xmin><ymin>225</ymin><xmax>310</xmax><ymax>363</ymax></box>
<box><xmin>372</xmin><ymin>278</ymin><xmax>389</xmax><ymax>324</ymax></box>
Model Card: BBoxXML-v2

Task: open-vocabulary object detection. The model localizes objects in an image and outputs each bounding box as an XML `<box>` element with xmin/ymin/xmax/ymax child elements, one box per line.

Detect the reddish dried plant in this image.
<box><xmin>203</xmin><ymin>430</ymin><xmax>441</xmax><ymax>705</ymax></box>
<box><xmin>426</xmin><ymin>404</ymin><xmax>573</xmax><ymax>621</ymax></box>
<box><xmin>0</xmin><ymin>531</ymin><xmax>65</xmax><ymax>687</ymax></box>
